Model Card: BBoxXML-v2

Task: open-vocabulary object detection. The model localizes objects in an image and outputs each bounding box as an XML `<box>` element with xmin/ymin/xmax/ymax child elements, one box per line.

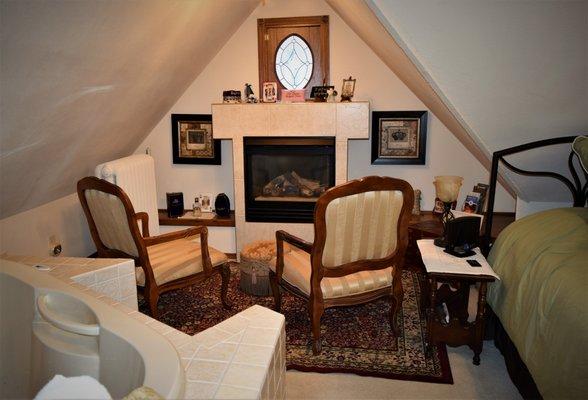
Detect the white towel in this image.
<box><xmin>34</xmin><ymin>375</ymin><xmax>112</xmax><ymax>400</ymax></box>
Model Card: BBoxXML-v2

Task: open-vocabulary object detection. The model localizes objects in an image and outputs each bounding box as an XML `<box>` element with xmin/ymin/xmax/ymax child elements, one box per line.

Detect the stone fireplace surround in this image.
<box><xmin>212</xmin><ymin>102</ymin><xmax>369</xmax><ymax>255</ymax></box>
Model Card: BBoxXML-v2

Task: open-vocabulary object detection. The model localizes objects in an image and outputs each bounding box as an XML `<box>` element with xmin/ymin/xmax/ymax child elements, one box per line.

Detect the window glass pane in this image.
<box><xmin>275</xmin><ymin>35</ymin><xmax>313</xmax><ymax>90</ymax></box>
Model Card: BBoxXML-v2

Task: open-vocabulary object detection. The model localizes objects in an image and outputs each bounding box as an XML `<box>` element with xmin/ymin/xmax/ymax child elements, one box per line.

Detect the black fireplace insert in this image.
<box><xmin>244</xmin><ymin>136</ymin><xmax>335</xmax><ymax>223</ymax></box>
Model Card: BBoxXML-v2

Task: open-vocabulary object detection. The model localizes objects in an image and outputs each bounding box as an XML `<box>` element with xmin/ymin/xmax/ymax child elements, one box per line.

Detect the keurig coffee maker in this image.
<box><xmin>215</xmin><ymin>193</ymin><xmax>230</xmax><ymax>217</ymax></box>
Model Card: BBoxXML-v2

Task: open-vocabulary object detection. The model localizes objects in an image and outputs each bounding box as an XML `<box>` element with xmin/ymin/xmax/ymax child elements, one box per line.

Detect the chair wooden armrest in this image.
<box><xmin>276</xmin><ymin>230</ymin><xmax>312</xmax><ymax>253</ymax></box>
<box><xmin>135</xmin><ymin>212</ymin><xmax>150</xmax><ymax>238</ymax></box>
<box><xmin>274</xmin><ymin>230</ymin><xmax>312</xmax><ymax>280</ymax></box>
<box><xmin>143</xmin><ymin>226</ymin><xmax>213</xmax><ymax>273</ymax></box>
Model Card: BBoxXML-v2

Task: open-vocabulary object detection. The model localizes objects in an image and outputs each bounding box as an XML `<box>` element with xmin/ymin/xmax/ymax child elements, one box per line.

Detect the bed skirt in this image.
<box><xmin>485</xmin><ymin>307</ymin><xmax>542</xmax><ymax>400</ymax></box>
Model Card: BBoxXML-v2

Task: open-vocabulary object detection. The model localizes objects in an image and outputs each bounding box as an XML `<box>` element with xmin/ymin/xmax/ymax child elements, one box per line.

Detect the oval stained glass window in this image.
<box><xmin>275</xmin><ymin>34</ymin><xmax>313</xmax><ymax>90</ymax></box>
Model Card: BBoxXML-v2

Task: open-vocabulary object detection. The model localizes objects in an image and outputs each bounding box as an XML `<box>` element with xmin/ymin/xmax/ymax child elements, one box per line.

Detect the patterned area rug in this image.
<box><xmin>139</xmin><ymin>265</ymin><xmax>453</xmax><ymax>384</ymax></box>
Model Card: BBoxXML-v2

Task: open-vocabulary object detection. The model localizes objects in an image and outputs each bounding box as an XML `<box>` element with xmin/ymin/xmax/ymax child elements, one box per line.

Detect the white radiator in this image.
<box><xmin>95</xmin><ymin>154</ymin><xmax>160</xmax><ymax>236</ymax></box>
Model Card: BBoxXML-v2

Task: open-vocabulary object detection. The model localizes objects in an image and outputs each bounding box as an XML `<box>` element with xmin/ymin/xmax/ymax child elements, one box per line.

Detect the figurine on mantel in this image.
<box><xmin>327</xmin><ymin>87</ymin><xmax>337</xmax><ymax>102</ymax></box>
<box><xmin>244</xmin><ymin>83</ymin><xmax>258</xmax><ymax>103</ymax></box>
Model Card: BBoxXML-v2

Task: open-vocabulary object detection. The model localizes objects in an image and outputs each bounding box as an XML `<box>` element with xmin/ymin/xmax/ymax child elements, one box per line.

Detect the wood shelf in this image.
<box><xmin>158</xmin><ymin>210</ymin><xmax>235</xmax><ymax>227</ymax></box>
<box><xmin>409</xmin><ymin>211</ymin><xmax>514</xmax><ymax>240</ymax></box>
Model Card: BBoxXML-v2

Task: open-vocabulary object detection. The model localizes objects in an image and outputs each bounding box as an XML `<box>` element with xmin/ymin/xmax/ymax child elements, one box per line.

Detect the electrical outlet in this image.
<box><xmin>48</xmin><ymin>235</ymin><xmax>62</xmax><ymax>257</ymax></box>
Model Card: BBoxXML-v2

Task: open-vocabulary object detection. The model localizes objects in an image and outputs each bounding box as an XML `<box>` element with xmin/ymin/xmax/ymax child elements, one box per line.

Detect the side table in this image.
<box><xmin>417</xmin><ymin>239</ymin><xmax>498</xmax><ymax>365</ymax></box>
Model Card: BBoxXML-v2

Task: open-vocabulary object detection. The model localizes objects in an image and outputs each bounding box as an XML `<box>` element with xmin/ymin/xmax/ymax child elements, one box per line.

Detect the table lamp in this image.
<box><xmin>433</xmin><ymin>175</ymin><xmax>463</xmax><ymax>247</ymax></box>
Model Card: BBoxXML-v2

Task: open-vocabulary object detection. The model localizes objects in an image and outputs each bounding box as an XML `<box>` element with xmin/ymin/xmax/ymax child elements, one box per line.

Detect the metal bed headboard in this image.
<box><xmin>482</xmin><ymin>135</ymin><xmax>587</xmax><ymax>255</ymax></box>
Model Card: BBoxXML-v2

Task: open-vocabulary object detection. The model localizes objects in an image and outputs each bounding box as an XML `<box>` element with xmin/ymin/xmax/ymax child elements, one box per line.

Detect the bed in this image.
<box><xmin>482</xmin><ymin>135</ymin><xmax>588</xmax><ymax>399</ymax></box>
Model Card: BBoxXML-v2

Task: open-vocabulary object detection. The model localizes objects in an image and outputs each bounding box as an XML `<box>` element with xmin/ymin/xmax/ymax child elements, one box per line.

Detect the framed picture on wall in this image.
<box><xmin>171</xmin><ymin>114</ymin><xmax>221</xmax><ymax>165</ymax></box>
<box><xmin>371</xmin><ymin>111</ymin><xmax>428</xmax><ymax>165</ymax></box>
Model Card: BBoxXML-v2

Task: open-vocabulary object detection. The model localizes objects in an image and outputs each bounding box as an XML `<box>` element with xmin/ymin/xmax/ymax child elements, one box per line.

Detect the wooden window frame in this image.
<box><xmin>257</xmin><ymin>16</ymin><xmax>329</xmax><ymax>96</ymax></box>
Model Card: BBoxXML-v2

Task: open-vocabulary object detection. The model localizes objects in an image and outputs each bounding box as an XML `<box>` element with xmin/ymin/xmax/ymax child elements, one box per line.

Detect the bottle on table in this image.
<box><xmin>193</xmin><ymin>197</ymin><xmax>201</xmax><ymax>217</ymax></box>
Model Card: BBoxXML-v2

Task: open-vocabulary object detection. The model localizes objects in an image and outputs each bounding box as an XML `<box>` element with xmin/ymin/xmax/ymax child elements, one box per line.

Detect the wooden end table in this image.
<box><xmin>417</xmin><ymin>240</ymin><xmax>497</xmax><ymax>365</ymax></box>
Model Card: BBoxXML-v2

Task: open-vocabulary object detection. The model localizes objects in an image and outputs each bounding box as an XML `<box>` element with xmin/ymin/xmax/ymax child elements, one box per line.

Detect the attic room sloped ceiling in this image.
<box><xmin>364</xmin><ymin>0</ymin><xmax>588</xmax><ymax>202</ymax></box>
<box><xmin>0</xmin><ymin>0</ymin><xmax>258</xmax><ymax>219</ymax></box>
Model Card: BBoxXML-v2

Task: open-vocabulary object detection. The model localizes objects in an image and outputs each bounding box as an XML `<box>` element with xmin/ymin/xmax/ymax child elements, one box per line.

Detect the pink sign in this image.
<box><xmin>281</xmin><ymin>89</ymin><xmax>306</xmax><ymax>103</ymax></box>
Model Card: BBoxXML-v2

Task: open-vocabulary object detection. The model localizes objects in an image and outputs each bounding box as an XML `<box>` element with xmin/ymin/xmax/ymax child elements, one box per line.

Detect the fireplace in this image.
<box><xmin>244</xmin><ymin>137</ymin><xmax>335</xmax><ymax>223</ymax></box>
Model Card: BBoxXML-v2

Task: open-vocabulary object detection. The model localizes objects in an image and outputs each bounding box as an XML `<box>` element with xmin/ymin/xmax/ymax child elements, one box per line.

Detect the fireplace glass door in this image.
<box><xmin>244</xmin><ymin>137</ymin><xmax>335</xmax><ymax>222</ymax></box>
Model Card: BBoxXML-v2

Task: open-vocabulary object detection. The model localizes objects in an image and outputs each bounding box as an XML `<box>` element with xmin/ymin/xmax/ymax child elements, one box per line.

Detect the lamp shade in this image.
<box><xmin>433</xmin><ymin>176</ymin><xmax>463</xmax><ymax>202</ymax></box>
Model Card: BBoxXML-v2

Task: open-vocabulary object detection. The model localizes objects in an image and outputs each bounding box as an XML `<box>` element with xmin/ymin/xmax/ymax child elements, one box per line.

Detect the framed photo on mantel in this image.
<box><xmin>171</xmin><ymin>114</ymin><xmax>221</xmax><ymax>165</ymax></box>
<box><xmin>371</xmin><ymin>111</ymin><xmax>428</xmax><ymax>165</ymax></box>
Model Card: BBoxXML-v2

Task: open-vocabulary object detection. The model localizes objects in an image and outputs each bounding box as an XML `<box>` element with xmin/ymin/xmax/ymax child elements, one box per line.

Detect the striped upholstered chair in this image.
<box><xmin>78</xmin><ymin>177</ymin><xmax>230</xmax><ymax>317</ymax></box>
<box><xmin>269</xmin><ymin>176</ymin><xmax>414</xmax><ymax>354</ymax></box>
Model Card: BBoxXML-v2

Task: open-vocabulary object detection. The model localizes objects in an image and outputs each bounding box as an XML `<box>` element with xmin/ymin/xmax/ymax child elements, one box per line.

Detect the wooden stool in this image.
<box><xmin>239</xmin><ymin>240</ymin><xmax>288</xmax><ymax>296</ymax></box>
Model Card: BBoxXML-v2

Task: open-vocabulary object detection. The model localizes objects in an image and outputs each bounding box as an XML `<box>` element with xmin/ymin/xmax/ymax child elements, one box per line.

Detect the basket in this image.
<box><xmin>239</xmin><ymin>240</ymin><xmax>290</xmax><ymax>296</ymax></box>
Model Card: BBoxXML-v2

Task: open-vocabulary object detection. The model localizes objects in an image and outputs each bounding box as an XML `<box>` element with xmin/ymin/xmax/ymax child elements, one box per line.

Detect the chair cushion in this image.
<box><xmin>270</xmin><ymin>248</ymin><xmax>393</xmax><ymax>299</ymax></box>
<box><xmin>136</xmin><ymin>238</ymin><xmax>228</xmax><ymax>286</ymax></box>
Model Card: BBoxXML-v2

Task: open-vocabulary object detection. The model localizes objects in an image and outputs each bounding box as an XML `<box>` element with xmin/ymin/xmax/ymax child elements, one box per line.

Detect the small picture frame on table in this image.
<box><xmin>171</xmin><ymin>114</ymin><xmax>221</xmax><ymax>165</ymax></box>
<box><xmin>200</xmin><ymin>193</ymin><xmax>213</xmax><ymax>212</ymax></box>
<box><xmin>262</xmin><ymin>82</ymin><xmax>277</xmax><ymax>103</ymax></box>
<box><xmin>371</xmin><ymin>111</ymin><xmax>428</xmax><ymax>165</ymax></box>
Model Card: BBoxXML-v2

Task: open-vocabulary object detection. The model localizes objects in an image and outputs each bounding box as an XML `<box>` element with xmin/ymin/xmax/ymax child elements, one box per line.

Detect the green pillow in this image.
<box><xmin>572</xmin><ymin>135</ymin><xmax>588</xmax><ymax>173</ymax></box>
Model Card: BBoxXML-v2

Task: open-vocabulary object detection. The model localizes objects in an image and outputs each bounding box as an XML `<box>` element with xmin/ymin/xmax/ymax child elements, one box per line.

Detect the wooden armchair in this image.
<box><xmin>77</xmin><ymin>177</ymin><xmax>230</xmax><ymax>317</ymax></box>
<box><xmin>269</xmin><ymin>176</ymin><xmax>414</xmax><ymax>354</ymax></box>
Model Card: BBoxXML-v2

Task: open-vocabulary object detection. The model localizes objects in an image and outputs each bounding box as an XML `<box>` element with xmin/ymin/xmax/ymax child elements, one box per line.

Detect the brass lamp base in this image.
<box><xmin>433</xmin><ymin>201</ymin><xmax>455</xmax><ymax>248</ymax></box>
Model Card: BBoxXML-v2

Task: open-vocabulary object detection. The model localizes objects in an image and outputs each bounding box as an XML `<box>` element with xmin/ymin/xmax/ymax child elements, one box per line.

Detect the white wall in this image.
<box><xmin>0</xmin><ymin>193</ymin><xmax>94</xmax><ymax>257</ymax></box>
<box><xmin>137</xmin><ymin>0</ymin><xmax>514</xmax><ymax>251</ymax></box>
<box><xmin>515</xmin><ymin>198</ymin><xmax>572</xmax><ymax>220</ymax></box>
<box><xmin>371</xmin><ymin>0</ymin><xmax>588</xmax><ymax>202</ymax></box>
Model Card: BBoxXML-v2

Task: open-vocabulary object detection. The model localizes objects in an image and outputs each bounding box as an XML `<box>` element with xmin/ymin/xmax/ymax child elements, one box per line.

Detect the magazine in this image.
<box><xmin>462</xmin><ymin>192</ymin><xmax>481</xmax><ymax>213</ymax></box>
<box><xmin>473</xmin><ymin>183</ymin><xmax>489</xmax><ymax>213</ymax></box>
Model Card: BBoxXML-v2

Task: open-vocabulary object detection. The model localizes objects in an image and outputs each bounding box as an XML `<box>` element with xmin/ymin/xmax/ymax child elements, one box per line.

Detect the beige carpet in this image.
<box><xmin>285</xmin><ymin>343</ymin><xmax>521</xmax><ymax>399</ymax></box>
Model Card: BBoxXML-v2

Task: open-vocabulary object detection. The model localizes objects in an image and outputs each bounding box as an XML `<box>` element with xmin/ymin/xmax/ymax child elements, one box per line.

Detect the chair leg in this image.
<box><xmin>146</xmin><ymin>286</ymin><xmax>160</xmax><ymax>318</ymax></box>
<box><xmin>220</xmin><ymin>264</ymin><xmax>232</xmax><ymax>309</ymax></box>
<box><xmin>269</xmin><ymin>271</ymin><xmax>282</xmax><ymax>312</ymax></box>
<box><xmin>389</xmin><ymin>275</ymin><xmax>404</xmax><ymax>337</ymax></box>
<box><xmin>309</xmin><ymin>299</ymin><xmax>324</xmax><ymax>355</ymax></box>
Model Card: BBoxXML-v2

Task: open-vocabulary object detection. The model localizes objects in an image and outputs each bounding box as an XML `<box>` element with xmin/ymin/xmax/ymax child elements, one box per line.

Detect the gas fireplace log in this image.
<box><xmin>262</xmin><ymin>171</ymin><xmax>326</xmax><ymax>198</ymax></box>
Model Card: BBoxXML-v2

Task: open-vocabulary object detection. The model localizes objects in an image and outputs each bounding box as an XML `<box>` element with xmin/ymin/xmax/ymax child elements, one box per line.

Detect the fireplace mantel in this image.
<box><xmin>212</xmin><ymin>102</ymin><xmax>369</xmax><ymax>139</ymax></box>
<box><xmin>212</xmin><ymin>101</ymin><xmax>370</xmax><ymax>254</ymax></box>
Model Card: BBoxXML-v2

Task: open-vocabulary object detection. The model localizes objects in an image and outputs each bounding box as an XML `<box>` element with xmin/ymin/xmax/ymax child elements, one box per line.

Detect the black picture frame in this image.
<box><xmin>171</xmin><ymin>114</ymin><xmax>221</xmax><ymax>165</ymax></box>
<box><xmin>310</xmin><ymin>85</ymin><xmax>334</xmax><ymax>100</ymax></box>
<box><xmin>371</xmin><ymin>111</ymin><xmax>428</xmax><ymax>165</ymax></box>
